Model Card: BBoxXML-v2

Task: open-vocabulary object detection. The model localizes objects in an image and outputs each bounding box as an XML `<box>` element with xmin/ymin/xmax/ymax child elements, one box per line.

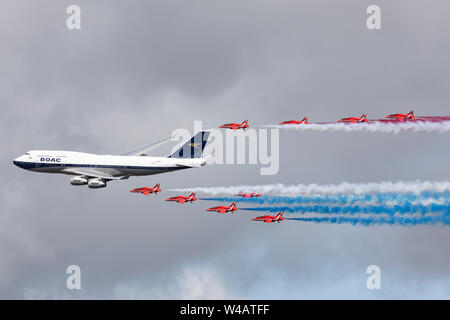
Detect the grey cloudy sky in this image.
<box><xmin>1</xmin><ymin>0</ymin><xmax>450</xmax><ymax>299</ymax></box>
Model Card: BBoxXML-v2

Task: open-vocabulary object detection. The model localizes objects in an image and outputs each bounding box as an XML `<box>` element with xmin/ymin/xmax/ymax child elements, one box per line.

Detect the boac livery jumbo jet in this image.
<box><xmin>13</xmin><ymin>131</ymin><xmax>210</xmax><ymax>189</ymax></box>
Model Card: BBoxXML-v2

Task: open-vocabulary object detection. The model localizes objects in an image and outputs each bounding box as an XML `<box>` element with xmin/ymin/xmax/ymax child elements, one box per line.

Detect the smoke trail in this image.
<box><xmin>170</xmin><ymin>181</ymin><xmax>450</xmax><ymax>196</ymax></box>
<box><xmin>286</xmin><ymin>214</ymin><xmax>450</xmax><ymax>226</ymax></box>
<box><xmin>198</xmin><ymin>197</ymin><xmax>266</xmax><ymax>204</ymax></box>
<box><xmin>199</xmin><ymin>192</ymin><xmax>450</xmax><ymax>206</ymax></box>
<box><xmin>241</xmin><ymin>203</ymin><xmax>450</xmax><ymax>215</ymax></box>
<box><xmin>266</xmin><ymin>119</ymin><xmax>450</xmax><ymax>133</ymax></box>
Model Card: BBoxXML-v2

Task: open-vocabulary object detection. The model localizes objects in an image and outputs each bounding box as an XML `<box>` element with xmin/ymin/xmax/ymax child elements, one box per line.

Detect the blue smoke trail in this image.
<box><xmin>199</xmin><ymin>191</ymin><xmax>450</xmax><ymax>206</ymax></box>
<box><xmin>286</xmin><ymin>214</ymin><xmax>450</xmax><ymax>226</ymax></box>
<box><xmin>198</xmin><ymin>197</ymin><xmax>266</xmax><ymax>204</ymax></box>
<box><xmin>241</xmin><ymin>203</ymin><xmax>450</xmax><ymax>215</ymax></box>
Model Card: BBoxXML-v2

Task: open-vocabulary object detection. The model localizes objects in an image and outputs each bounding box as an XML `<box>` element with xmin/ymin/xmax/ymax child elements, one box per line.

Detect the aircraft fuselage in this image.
<box><xmin>13</xmin><ymin>150</ymin><xmax>206</xmax><ymax>177</ymax></box>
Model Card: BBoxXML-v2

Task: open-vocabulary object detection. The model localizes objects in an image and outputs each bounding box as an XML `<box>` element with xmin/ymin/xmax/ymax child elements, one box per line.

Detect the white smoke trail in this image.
<box><xmin>265</xmin><ymin>121</ymin><xmax>450</xmax><ymax>133</ymax></box>
<box><xmin>169</xmin><ymin>181</ymin><xmax>450</xmax><ymax>196</ymax></box>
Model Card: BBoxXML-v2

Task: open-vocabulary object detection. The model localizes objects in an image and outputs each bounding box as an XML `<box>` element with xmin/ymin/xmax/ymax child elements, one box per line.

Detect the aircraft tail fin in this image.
<box><xmin>168</xmin><ymin>131</ymin><xmax>210</xmax><ymax>159</ymax></box>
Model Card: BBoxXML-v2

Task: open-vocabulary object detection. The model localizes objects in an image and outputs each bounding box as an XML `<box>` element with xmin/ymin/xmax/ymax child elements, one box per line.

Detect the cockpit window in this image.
<box><xmin>25</xmin><ymin>153</ymin><xmax>30</xmax><ymax>155</ymax></box>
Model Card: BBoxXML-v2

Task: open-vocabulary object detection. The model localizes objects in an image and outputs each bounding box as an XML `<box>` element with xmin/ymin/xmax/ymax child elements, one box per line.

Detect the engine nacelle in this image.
<box><xmin>88</xmin><ymin>178</ymin><xmax>107</xmax><ymax>189</ymax></box>
<box><xmin>70</xmin><ymin>176</ymin><xmax>88</xmax><ymax>185</ymax></box>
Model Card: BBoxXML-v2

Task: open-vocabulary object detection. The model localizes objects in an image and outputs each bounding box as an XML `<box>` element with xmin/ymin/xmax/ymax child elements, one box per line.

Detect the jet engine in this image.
<box><xmin>88</xmin><ymin>178</ymin><xmax>107</xmax><ymax>188</ymax></box>
<box><xmin>70</xmin><ymin>176</ymin><xmax>88</xmax><ymax>185</ymax></box>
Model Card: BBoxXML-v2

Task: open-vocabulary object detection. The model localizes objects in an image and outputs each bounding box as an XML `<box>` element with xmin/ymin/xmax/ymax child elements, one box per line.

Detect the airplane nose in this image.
<box><xmin>13</xmin><ymin>159</ymin><xmax>22</xmax><ymax>168</ymax></box>
<box><xmin>13</xmin><ymin>157</ymin><xmax>25</xmax><ymax>168</ymax></box>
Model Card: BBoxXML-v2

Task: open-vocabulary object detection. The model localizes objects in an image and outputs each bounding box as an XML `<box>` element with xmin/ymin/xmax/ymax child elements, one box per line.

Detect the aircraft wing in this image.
<box><xmin>121</xmin><ymin>135</ymin><xmax>175</xmax><ymax>156</ymax></box>
<box><xmin>62</xmin><ymin>168</ymin><xmax>129</xmax><ymax>180</ymax></box>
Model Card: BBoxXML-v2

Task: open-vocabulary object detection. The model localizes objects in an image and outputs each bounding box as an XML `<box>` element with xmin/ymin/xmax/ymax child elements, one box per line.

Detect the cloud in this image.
<box><xmin>113</xmin><ymin>264</ymin><xmax>239</xmax><ymax>299</ymax></box>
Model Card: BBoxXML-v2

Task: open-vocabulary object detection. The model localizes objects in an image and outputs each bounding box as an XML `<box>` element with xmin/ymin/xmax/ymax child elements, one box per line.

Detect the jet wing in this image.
<box><xmin>63</xmin><ymin>168</ymin><xmax>128</xmax><ymax>180</ymax></box>
<box><xmin>121</xmin><ymin>135</ymin><xmax>175</xmax><ymax>156</ymax></box>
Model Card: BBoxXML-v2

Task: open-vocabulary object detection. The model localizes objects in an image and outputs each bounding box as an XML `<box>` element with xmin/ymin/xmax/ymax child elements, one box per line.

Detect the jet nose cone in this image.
<box><xmin>13</xmin><ymin>156</ymin><xmax>27</xmax><ymax>169</ymax></box>
<box><xmin>13</xmin><ymin>158</ymin><xmax>21</xmax><ymax>167</ymax></box>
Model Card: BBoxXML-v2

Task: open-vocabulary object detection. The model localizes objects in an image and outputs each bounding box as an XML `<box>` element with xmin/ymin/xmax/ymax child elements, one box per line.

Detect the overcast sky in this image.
<box><xmin>1</xmin><ymin>0</ymin><xmax>450</xmax><ymax>299</ymax></box>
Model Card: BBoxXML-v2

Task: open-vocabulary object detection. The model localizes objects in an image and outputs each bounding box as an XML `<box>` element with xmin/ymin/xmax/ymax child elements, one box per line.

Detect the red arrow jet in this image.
<box><xmin>338</xmin><ymin>114</ymin><xmax>368</xmax><ymax>123</ymax></box>
<box><xmin>385</xmin><ymin>110</ymin><xmax>415</xmax><ymax>121</ymax></box>
<box><xmin>206</xmin><ymin>202</ymin><xmax>238</xmax><ymax>214</ymax></box>
<box><xmin>130</xmin><ymin>184</ymin><xmax>161</xmax><ymax>195</ymax></box>
<box><xmin>235</xmin><ymin>192</ymin><xmax>262</xmax><ymax>198</ymax></box>
<box><xmin>252</xmin><ymin>212</ymin><xmax>284</xmax><ymax>223</ymax></box>
<box><xmin>165</xmin><ymin>192</ymin><xmax>197</xmax><ymax>204</ymax></box>
<box><xmin>219</xmin><ymin>120</ymin><xmax>249</xmax><ymax>130</ymax></box>
<box><xmin>279</xmin><ymin>116</ymin><xmax>308</xmax><ymax>125</ymax></box>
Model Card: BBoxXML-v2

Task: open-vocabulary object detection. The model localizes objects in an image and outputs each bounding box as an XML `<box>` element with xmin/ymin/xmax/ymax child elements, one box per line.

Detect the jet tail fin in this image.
<box><xmin>168</xmin><ymin>131</ymin><xmax>210</xmax><ymax>159</ymax></box>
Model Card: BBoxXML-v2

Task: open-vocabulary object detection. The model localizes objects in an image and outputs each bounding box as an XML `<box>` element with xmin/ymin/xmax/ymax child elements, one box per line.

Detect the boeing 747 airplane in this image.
<box><xmin>13</xmin><ymin>131</ymin><xmax>210</xmax><ymax>189</ymax></box>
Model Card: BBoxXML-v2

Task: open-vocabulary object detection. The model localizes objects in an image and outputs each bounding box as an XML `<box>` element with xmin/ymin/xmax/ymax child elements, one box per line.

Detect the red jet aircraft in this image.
<box><xmin>385</xmin><ymin>110</ymin><xmax>415</xmax><ymax>121</ymax></box>
<box><xmin>219</xmin><ymin>120</ymin><xmax>249</xmax><ymax>130</ymax></box>
<box><xmin>252</xmin><ymin>212</ymin><xmax>284</xmax><ymax>223</ymax></box>
<box><xmin>279</xmin><ymin>116</ymin><xmax>308</xmax><ymax>125</ymax></box>
<box><xmin>206</xmin><ymin>202</ymin><xmax>238</xmax><ymax>214</ymax></box>
<box><xmin>130</xmin><ymin>184</ymin><xmax>161</xmax><ymax>195</ymax></box>
<box><xmin>235</xmin><ymin>192</ymin><xmax>262</xmax><ymax>198</ymax></box>
<box><xmin>338</xmin><ymin>114</ymin><xmax>368</xmax><ymax>123</ymax></box>
<box><xmin>165</xmin><ymin>192</ymin><xmax>197</xmax><ymax>204</ymax></box>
